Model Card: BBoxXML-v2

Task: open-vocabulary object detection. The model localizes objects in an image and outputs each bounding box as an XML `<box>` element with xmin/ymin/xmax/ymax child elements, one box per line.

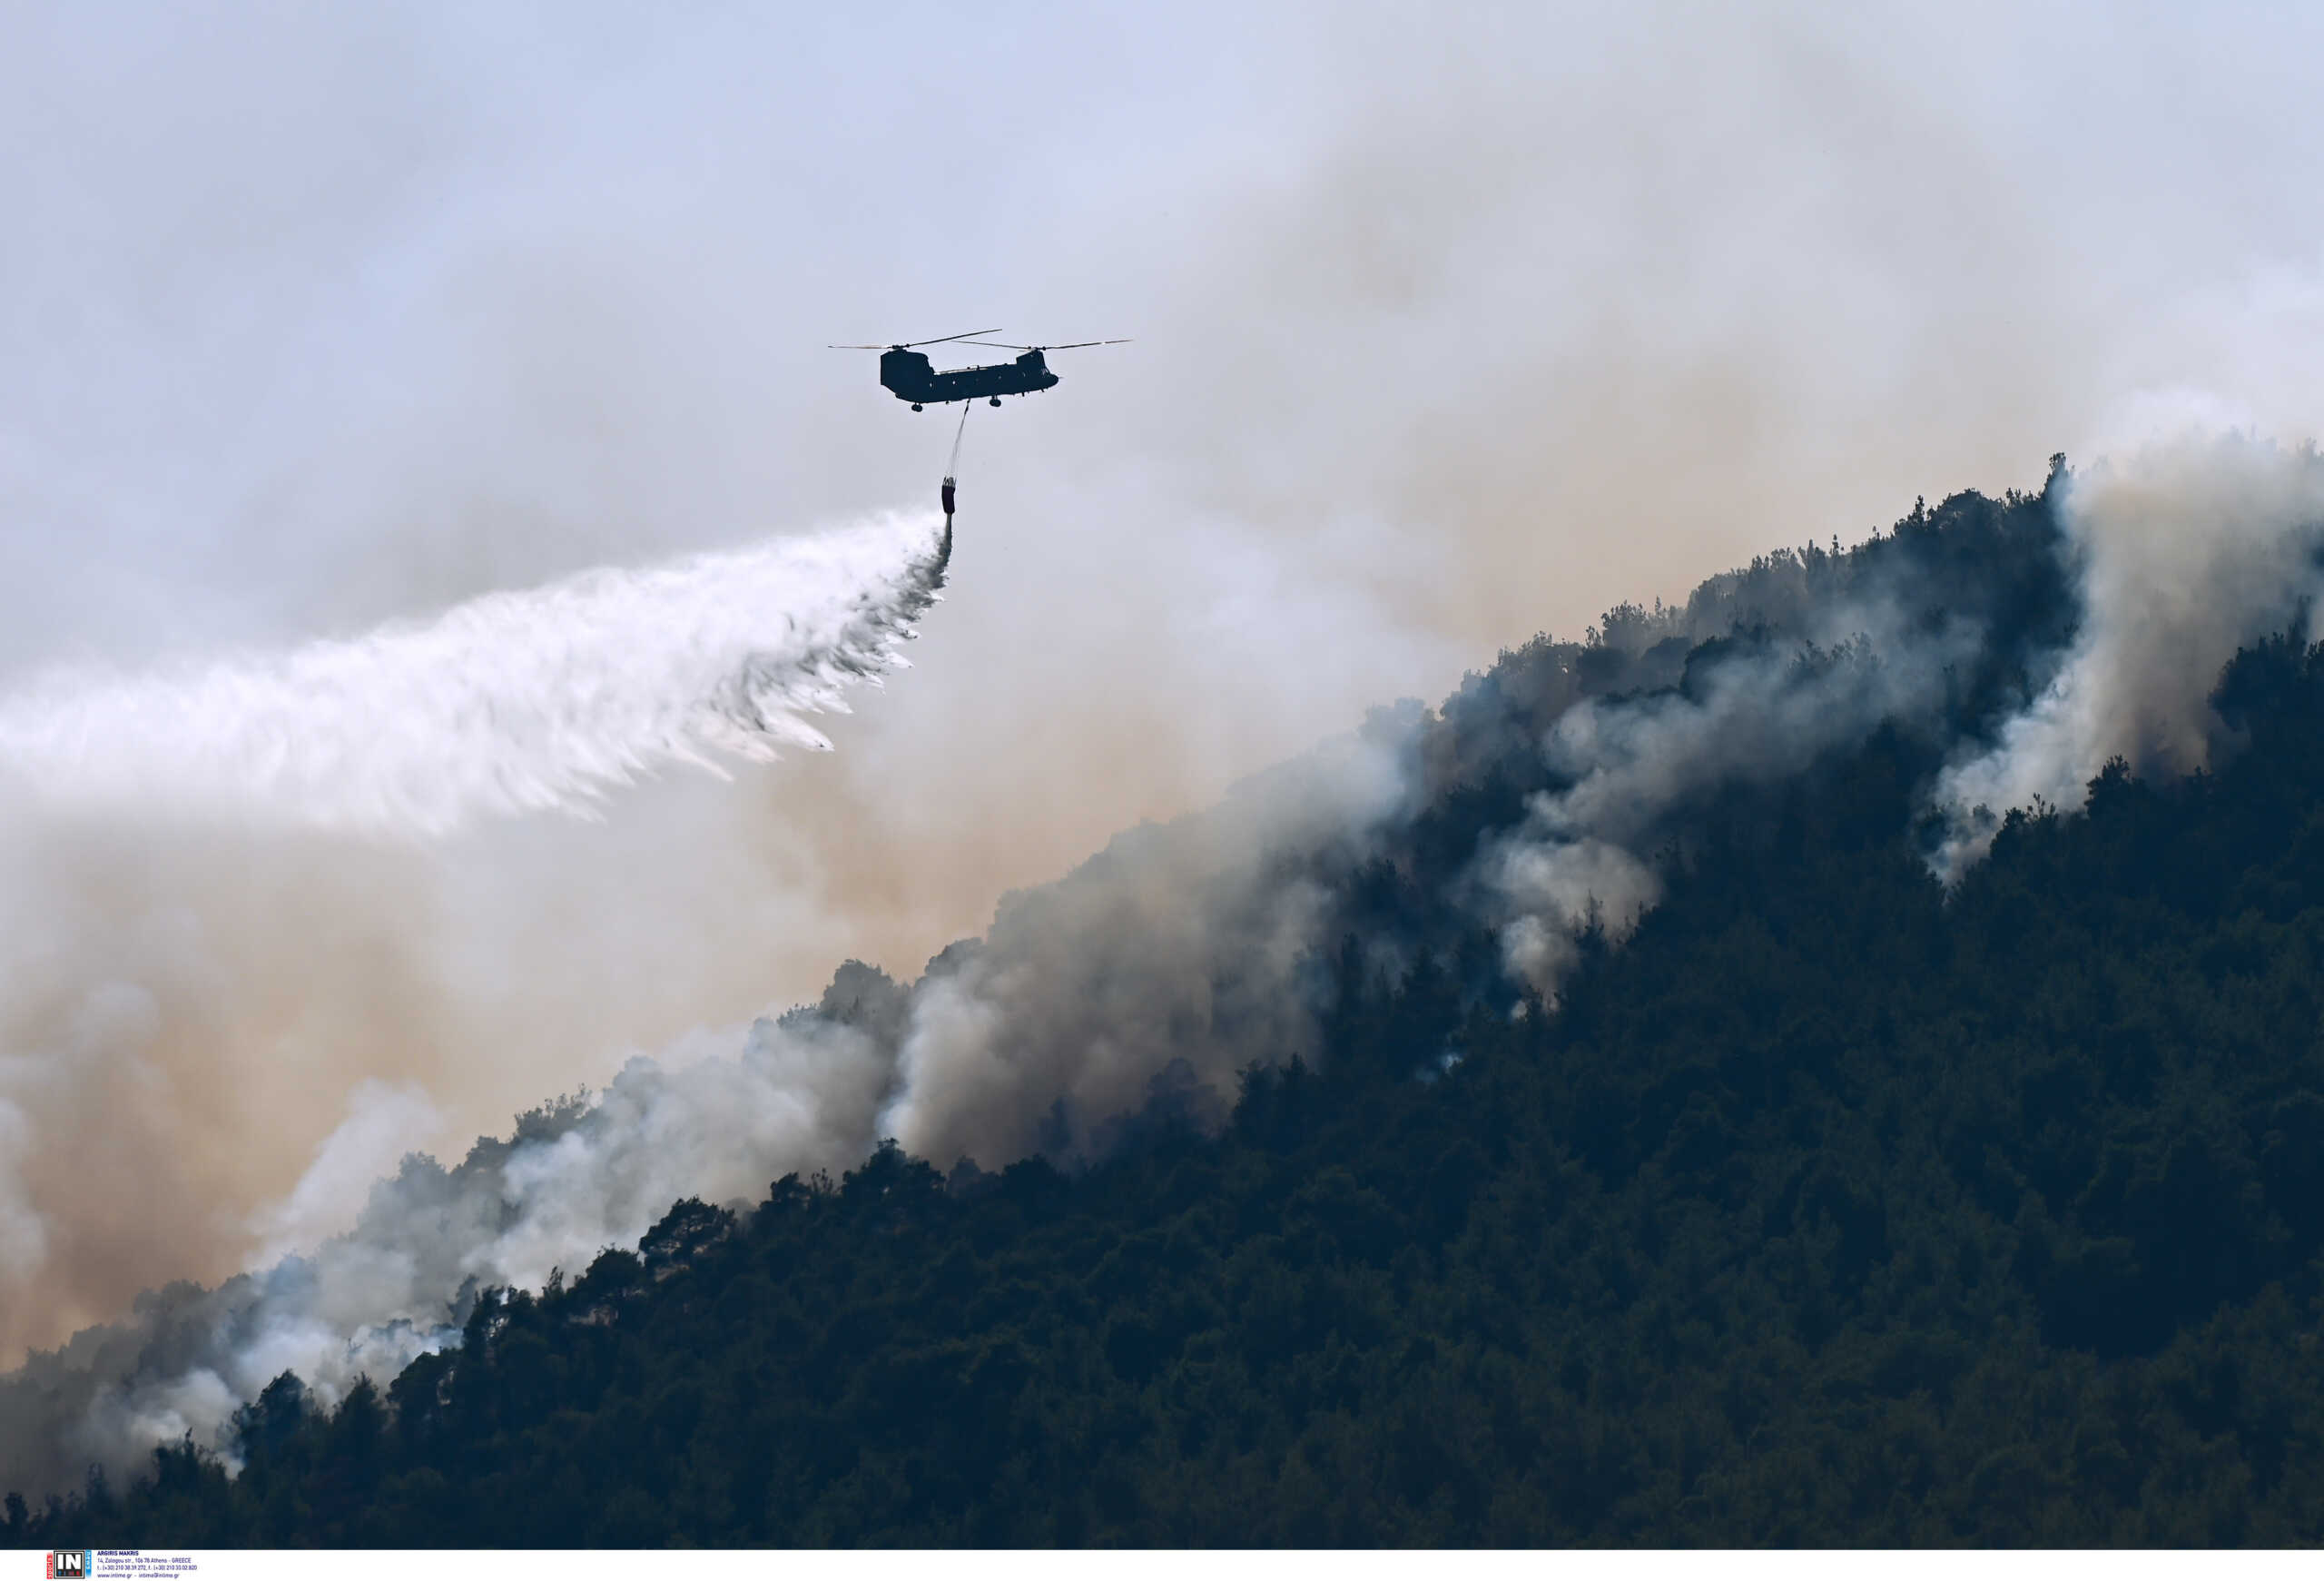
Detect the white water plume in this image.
<box><xmin>0</xmin><ymin>515</ymin><xmax>950</xmax><ymax>837</ymax></box>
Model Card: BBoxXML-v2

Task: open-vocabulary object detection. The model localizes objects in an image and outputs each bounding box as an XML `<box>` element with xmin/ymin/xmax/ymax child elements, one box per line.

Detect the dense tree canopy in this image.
<box><xmin>21</xmin><ymin>490</ymin><xmax>2324</xmax><ymax>1546</ymax></box>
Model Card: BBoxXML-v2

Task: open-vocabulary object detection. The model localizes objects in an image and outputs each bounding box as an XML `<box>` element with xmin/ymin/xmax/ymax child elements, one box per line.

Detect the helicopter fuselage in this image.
<box><xmin>880</xmin><ymin>346</ymin><xmax>1059</xmax><ymax>406</ymax></box>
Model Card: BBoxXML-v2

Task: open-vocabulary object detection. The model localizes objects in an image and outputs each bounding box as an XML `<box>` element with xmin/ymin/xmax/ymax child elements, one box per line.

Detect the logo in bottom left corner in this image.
<box><xmin>44</xmin><ymin>1554</ymin><xmax>90</xmax><ymax>1580</ymax></box>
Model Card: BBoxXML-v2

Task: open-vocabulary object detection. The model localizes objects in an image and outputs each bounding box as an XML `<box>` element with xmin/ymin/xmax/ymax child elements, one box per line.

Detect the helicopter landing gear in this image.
<box><xmin>911</xmin><ymin>403</ymin><xmax>923</xmax><ymax>411</ymax></box>
<box><xmin>989</xmin><ymin>396</ymin><xmax>1001</xmax><ymax>407</ymax></box>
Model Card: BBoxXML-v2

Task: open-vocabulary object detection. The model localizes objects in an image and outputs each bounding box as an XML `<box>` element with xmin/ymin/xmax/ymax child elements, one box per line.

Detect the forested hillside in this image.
<box><xmin>23</xmin><ymin>485</ymin><xmax>2324</xmax><ymax>1545</ymax></box>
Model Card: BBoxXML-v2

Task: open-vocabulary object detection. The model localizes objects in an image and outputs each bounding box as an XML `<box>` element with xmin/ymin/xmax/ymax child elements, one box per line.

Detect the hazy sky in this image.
<box><xmin>5</xmin><ymin>0</ymin><xmax>2324</xmax><ymax>1359</ymax></box>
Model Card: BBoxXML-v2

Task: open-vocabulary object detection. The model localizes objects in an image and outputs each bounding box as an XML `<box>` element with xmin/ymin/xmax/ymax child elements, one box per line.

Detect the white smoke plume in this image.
<box><xmin>24</xmin><ymin>436</ymin><xmax>2324</xmax><ymax>1503</ymax></box>
<box><xmin>1931</xmin><ymin>434</ymin><xmax>2324</xmax><ymax>877</ymax></box>
<box><xmin>0</xmin><ymin>513</ymin><xmax>953</xmax><ymax>1494</ymax></box>
<box><xmin>13</xmin><ymin>527</ymin><xmax>2003</xmax><ymax>1492</ymax></box>
<box><xmin>1485</xmin><ymin>606</ymin><xmax>1984</xmax><ymax>993</ymax></box>
<box><xmin>15</xmin><ymin>0</ymin><xmax>2324</xmax><ymax>1531</ymax></box>
<box><xmin>1490</xmin><ymin>434</ymin><xmax>2324</xmax><ymax>997</ymax></box>
<box><xmin>881</xmin><ymin>718</ymin><xmax>1421</xmax><ymax>1170</ymax></box>
<box><xmin>1</xmin><ymin>717</ymin><xmax>1420</xmax><ymax>1495</ymax></box>
<box><xmin>37</xmin><ymin>1005</ymin><xmax>899</xmax><ymax>1483</ymax></box>
<box><xmin>0</xmin><ymin>515</ymin><xmax>950</xmax><ymax>837</ymax></box>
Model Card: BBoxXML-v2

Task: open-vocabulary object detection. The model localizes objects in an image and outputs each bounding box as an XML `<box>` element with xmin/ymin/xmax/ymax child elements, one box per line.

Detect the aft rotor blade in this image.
<box><xmin>960</xmin><ymin>339</ymin><xmax>1132</xmax><ymax>352</ymax></box>
<box><xmin>827</xmin><ymin>343</ymin><xmax>892</xmax><ymax>349</ymax></box>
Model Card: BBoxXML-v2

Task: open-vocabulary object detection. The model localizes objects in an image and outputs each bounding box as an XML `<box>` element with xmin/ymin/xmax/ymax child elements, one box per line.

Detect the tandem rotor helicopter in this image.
<box><xmin>829</xmin><ymin>328</ymin><xmax>1130</xmax><ymax>410</ymax></box>
<box><xmin>829</xmin><ymin>328</ymin><xmax>1129</xmax><ymax>529</ymax></box>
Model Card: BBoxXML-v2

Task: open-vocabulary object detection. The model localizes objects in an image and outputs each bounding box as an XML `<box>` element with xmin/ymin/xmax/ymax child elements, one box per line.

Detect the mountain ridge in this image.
<box><xmin>25</xmin><ymin>470</ymin><xmax>2324</xmax><ymax>1543</ymax></box>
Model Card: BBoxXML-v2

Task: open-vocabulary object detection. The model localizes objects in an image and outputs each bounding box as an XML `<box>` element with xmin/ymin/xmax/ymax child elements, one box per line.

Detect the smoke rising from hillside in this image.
<box><xmin>15</xmin><ymin>0</ymin><xmax>2324</xmax><ymax>1517</ymax></box>
<box><xmin>1933</xmin><ymin>436</ymin><xmax>2324</xmax><ymax>874</ymax></box>
<box><xmin>11</xmin><ymin>433</ymin><xmax>2324</xmax><ymax>1499</ymax></box>
<box><xmin>1487</xmin><ymin>628</ymin><xmax>1970</xmax><ymax>992</ymax></box>
<box><xmin>0</xmin><ymin>514</ymin><xmax>948</xmax><ymax>1472</ymax></box>
<box><xmin>882</xmin><ymin>722</ymin><xmax>1420</xmax><ymax>1171</ymax></box>
<box><xmin>0</xmin><ymin>724</ymin><xmax>1421</xmax><ymax>1496</ymax></box>
<box><xmin>14</xmin><ymin>1008</ymin><xmax>897</xmax><ymax>1488</ymax></box>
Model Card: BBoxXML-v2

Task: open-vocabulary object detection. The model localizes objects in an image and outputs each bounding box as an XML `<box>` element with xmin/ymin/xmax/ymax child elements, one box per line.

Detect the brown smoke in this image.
<box><xmin>7</xmin><ymin>2</ymin><xmax>2324</xmax><ymax>1366</ymax></box>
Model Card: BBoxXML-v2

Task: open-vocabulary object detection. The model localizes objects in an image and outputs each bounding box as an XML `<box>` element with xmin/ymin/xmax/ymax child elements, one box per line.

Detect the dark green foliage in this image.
<box><xmin>33</xmin><ymin>489</ymin><xmax>2324</xmax><ymax>1545</ymax></box>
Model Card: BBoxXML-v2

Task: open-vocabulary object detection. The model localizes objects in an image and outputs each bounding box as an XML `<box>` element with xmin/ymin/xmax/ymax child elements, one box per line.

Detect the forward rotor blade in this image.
<box><xmin>898</xmin><ymin>327</ymin><xmax>1003</xmax><ymax>349</ymax></box>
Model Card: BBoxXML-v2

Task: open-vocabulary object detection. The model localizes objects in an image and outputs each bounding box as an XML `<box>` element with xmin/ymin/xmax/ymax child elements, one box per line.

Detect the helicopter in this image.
<box><xmin>829</xmin><ymin>329</ymin><xmax>1130</xmax><ymax>410</ymax></box>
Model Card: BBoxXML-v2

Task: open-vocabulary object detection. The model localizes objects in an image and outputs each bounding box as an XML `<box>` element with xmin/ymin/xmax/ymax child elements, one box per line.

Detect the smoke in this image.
<box><xmin>9</xmin><ymin>1003</ymin><xmax>896</xmax><ymax>1489</ymax></box>
<box><xmin>1932</xmin><ymin>434</ymin><xmax>2324</xmax><ymax>875</ymax></box>
<box><xmin>0</xmin><ymin>512</ymin><xmax>946</xmax><ymax>1440</ymax></box>
<box><xmin>1485</xmin><ymin>433</ymin><xmax>2324</xmax><ymax>996</ymax></box>
<box><xmin>15</xmin><ymin>0</ymin><xmax>2324</xmax><ymax>1515</ymax></box>
<box><xmin>1486</xmin><ymin>618</ymin><xmax>1981</xmax><ymax>993</ymax></box>
<box><xmin>0</xmin><ymin>723</ymin><xmax>1420</xmax><ymax>1496</ymax></box>
<box><xmin>0</xmin><ymin>473</ymin><xmax>1994</xmax><ymax>1499</ymax></box>
<box><xmin>246</xmin><ymin>1081</ymin><xmax>444</xmax><ymax>1270</ymax></box>
<box><xmin>0</xmin><ymin>515</ymin><xmax>949</xmax><ymax>836</ymax></box>
<box><xmin>18</xmin><ymin>431</ymin><xmax>2324</xmax><ymax>1498</ymax></box>
<box><xmin>881</xmin><ymin>720</ymin><xmax>1419</xmax><ymax>1169</ymax></box>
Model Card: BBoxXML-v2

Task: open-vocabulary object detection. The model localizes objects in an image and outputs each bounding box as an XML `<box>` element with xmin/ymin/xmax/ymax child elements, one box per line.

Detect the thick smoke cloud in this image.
<box><xmin>0</xmin><ymin>515</ymin><xmax>945</xmax><ymax>1385</ymax></box>
<box><xmin>1933</xmin><ymin>435</ymin><xmax>2324</xmax><ymax>874</ymax></box>
<box><xmin>1486</xmin><ymin>633</ymin><xmax>1962</xmax><ymax>991</ymax></box>
<box><xmin>11</xmin><ymin>432</ymin><xmax>2324</xmax><ymax>1499</ymax></box>
<box><xmin>0</xmin><ymin>724</ymin><xmax>1421</xmax><ymax>1497</ymax></box>
<box><xmin>882</xmin><ymin>724</ymin><xmax>1419</xmax><ymax>1170</ymax></box>
<box><xmin>13</xmin><ymin>0</ymin><xmax>2324</xmax><ymax>1508</ymax></box>
<box><xmin>2</xmin><ymin>1006</ymin><xmax>896</xmax><ymax>1495</ymax></box>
